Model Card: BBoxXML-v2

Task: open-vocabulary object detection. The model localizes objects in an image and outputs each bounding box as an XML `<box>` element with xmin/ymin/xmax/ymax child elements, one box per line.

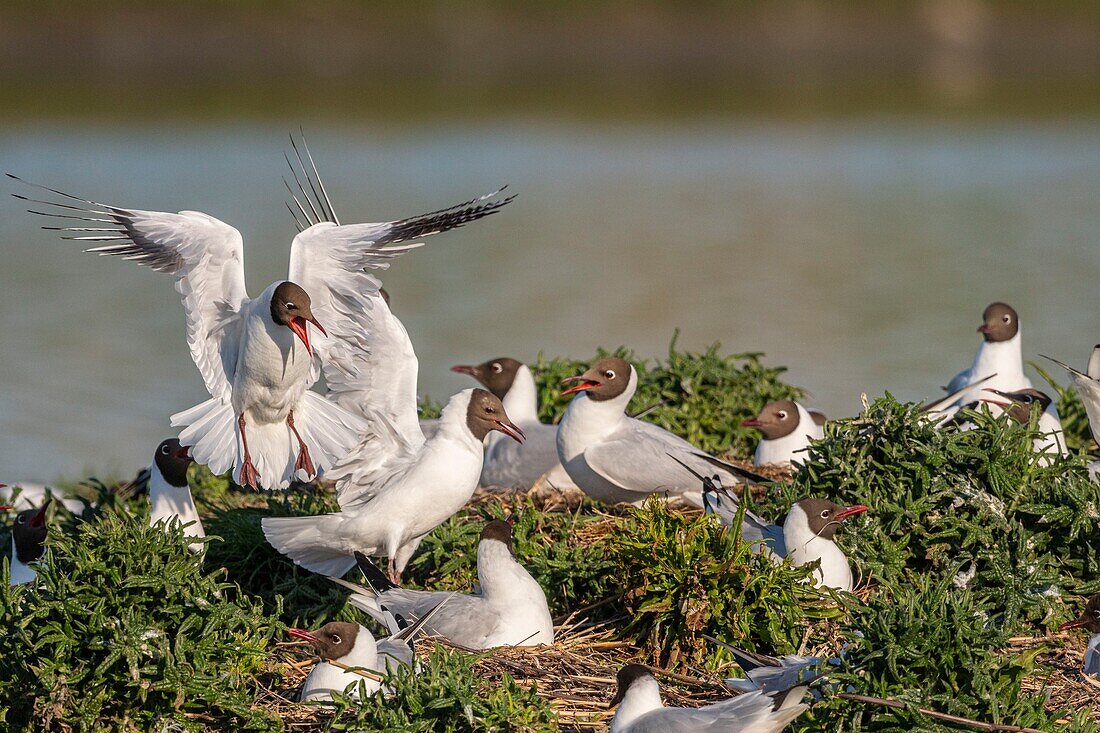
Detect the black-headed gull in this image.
<box><xmin>980</xmin><ymin>388</ymin><xmax>1067</xmax><ymax>461</ymax></box>
<box><xmin>6</xmin><ymin>500</ymin><xmax>49</xmax><ymax>586</ymax></box>
<box><xmin>705</xmin><ymin>637</ymin><xmax>823</xmax><ymax>695</ymax></box>
<box><xmin>12</xmin><ymin>158</ymin><xmax>511</xmax><ymax>490</ymax></box>
<box><xmin>451</xmin><ymin>357</ymin><xmax>578</xmax><ymax>490</ymax></box>
<box><xmin>741</xmin><ymin>400</ymin><xmax>824</xmax><ymax>467</ymax></box>
<box><xmin>676</xmin><ymin>460</ymin><xmax>867</xmax><ymax>592</ymax></box>
<box><xmin>1059</xmin><ymin>593</ymin><xmax>1100</xmax><ymax>679</ymax></box>
<box><xmin>288</xmin><ymin>599</ymin><xmax>444</xmax><ymax>702</ymax></box>
<box><xmin>148</xmin><ymin>439</ymin><xmax>204</xmax><ymax>552</ymax></box>
<box><xmin>262</xmin><ymin>389</ymin><xmax>524</xmax><ymax>582</ymax></box>
<box><xmin>944</xmin><ymin>302</ymin><xmax>1032</xmax><ymax>407</ymax></box>
<box><xmin>555</xmin><ymin>357</ymin><xmax>764</xmax><ymax>506</ymax></box>
<box><xmin>330</xmin><ymin>520</ymin><xmax>555</xmax><ymax>649</ymax></box>
<box><xmin>607</xmin><ymin>664</ymin><xmax>808</xmax><ymax>733</ymax></box>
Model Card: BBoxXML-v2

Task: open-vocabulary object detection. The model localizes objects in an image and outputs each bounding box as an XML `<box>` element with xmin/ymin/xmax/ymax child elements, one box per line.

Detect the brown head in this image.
<box><xmin>287</xmin><ymin>621</ymin><xmax>361</xmax><ymax>661</ymax></box>
<box><xmin>741</xmin><ymin>400</ymin><xmax>801</xmax><ymax>440</ymax></box>
<box><xmin>793</xmin><ymin>498</ymin><xmax>869</xmax><ymax>541</ymax></box>
<box><xmin>12</xmin><ymin>501</ymin><xmax>50</xmax><ymax>564</ymax></box>
<box><xmin>977</xmin><ymin>302</ymin><xmax>1019</xmax><ymax>343</ymax></box>
<box><xmin>154</xmin><ymin>438</ymin><xmax>194</xmax><ymax>488</ymax></box>
<box><xmin>451</xmin><ymin>357</ymin><xmax>524</xmax><ymax>401</ymax></box>
<box><xmin>561</xmin><ymin>357</ymin><xmax>633</xmax><ymax>402</ymax></box>
<box><xmin>465</xmin><ymin>389</ymin><xmax>525</xmax><ymax>443</ymax></box>
<box><xmin>270</xmin><ymin>281</ymin><xmax>327</xmax><ymax>356</ymax></box>
<box><xmin>608</xmin><ymin>664</ymin><xmax>655</xmax><ymax>708</ymax></box>
<box><xmin>1060</xmin><ymin>594</ymin><xmax>1100</xmax><ymax>635</ymax></box>
<box><xmin>480</xmin><ymin>518</ymin><xmax>516</xmax><ymax>558</ymax></box>
<box><xmin>981</xmin><ymin>388</ymin><xmax>1051</xmax><ymax>424</ymax></box>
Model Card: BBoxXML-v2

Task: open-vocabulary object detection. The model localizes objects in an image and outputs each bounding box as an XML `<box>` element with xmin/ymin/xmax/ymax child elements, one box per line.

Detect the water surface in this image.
<box><xmin>2</xmin><ymin>120</ymin><xmax>1097</xmax><ymax>480</ymax></box>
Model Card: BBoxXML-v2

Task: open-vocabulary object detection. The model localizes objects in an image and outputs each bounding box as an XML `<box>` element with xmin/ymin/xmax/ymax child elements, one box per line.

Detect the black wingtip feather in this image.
<box><xmin>354</xmin><ymin>551</ymin><xmax>397</xmax><ymax>592</ymax></box>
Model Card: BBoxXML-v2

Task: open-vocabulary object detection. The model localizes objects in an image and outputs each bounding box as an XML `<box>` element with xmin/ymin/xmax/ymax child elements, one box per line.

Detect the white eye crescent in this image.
<box><xmin>1002</xmin><ymin>315</ymin><xmax>1010</xmax><ymax>323</ymax></box>
<box><xmin>491</xmin><ymin>363</ymin><xmax>503</xmax><ymax>373</ymax></box>
<box><xmin>485</xmin><ymin>406</ymin><xmax>496</xmax><ymax>414</ymax></box>
<box><xmin>605</xmin><ymin>370</ymin><xmax>616</xmax><ymax>379</ymax></box>
<box><xmin>331</xmin><ymin>634</ymin><xmax>341</xmax><ymax>644</ymax></box>
<box><xmin>16</xmin><ymin>515</ymin><xmax>26</xmax><ymax>525</ymax></box>
<box><xmin>820</xmin><ymin>510</ymin><xmax>830</xmax><ymax>518</ymax></box>
<box><xmin>160</xmin><ymin>445</ymin><xmax>169</xmax><ymax>455</ymax></box>
<box><xmin>777</xmin><ymin>411</ymin><xmax>789</xmax><ymax>420</ymax></box>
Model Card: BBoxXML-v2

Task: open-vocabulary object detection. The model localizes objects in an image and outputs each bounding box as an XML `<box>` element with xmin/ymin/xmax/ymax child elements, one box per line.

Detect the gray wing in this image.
<box><xmin>700</xmin><ymin>484</ymin><xmax>784</xmax><ymax>556</ymax></box>
<box><xmin>587</xmin><ymin>419</ymin><xmax>757</xmax><ymax>500</ymax></box>
<box><xmin>920</xmin><ymin>373</ymin><xmax>996</xmax><ymax>414</ymax></box>
<box><xmin>1085</xmin><ymin>634</ymin><xmax>1100</xmax><ymax>677</ymax></box>
<box><xmin>482</xmin><ymin>423</ymin><xmax>560</xmax><ymax>487</ymax></box>
<box><xmin>1042</xmin><ymin>355</ymin><xmax>1100</xmax><ymax>444</ymax></box>
<box><xmin>1089</xmin><ymin>346</ymin><xmax>1100</xmax><ymax>380</ymax></box>
<box><xmin>376</xmin><ymin>639</ymin><xmax>414</xmax><ymax>670</ymax></box>
<box><xmin>630</xmin><ymin>691</ymin><xmax>805</xmax><ymax>733</ymax></box>
<box><xmin>944</xmin><ymin>367</ymin><xmax>970</xmax><ymax>394</ymax></box>
<box><xmin>377</xmin><ymin>589</ymin><xmax>499</xmax><ymax>648</ymax></box>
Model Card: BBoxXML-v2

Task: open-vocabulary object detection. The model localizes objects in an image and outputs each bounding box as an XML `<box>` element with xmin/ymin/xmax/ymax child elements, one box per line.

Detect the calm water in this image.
<box><xmin>2</xmin><ymin>120</ymin><xmax>1098</xmax><ymax>481</ymax></box>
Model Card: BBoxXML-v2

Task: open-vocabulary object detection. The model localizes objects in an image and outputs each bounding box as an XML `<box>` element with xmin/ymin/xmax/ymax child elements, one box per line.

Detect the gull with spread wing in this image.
<box><xmin>11</xmin><ymin>141</ymin><xmax>512</xmax><ymax>489</ymax></box>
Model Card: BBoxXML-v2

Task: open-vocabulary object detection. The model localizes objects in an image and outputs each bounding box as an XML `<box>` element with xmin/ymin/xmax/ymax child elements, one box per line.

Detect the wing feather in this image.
<box><xmin>12</xmin><ymin>175</ymin><xmax>247</xmax><ymax>402</ymax></box>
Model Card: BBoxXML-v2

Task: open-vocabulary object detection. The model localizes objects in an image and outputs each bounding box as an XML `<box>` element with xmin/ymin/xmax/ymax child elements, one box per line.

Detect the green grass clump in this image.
<box><xmin>799</xmin><ymin>574</ymin><xmax>1095</xmax><ymax>733</ymax></box>
<box><xmin>203</xmin><ymin>490</ymin><xmax>354</xmax><ymax>627</ymax></box>
<box><xmin>0</xmin><ymin>514</ymin><xmax>280</xmax><ymax>733</ymax></box>
<box><xmin>322</xmin><ymin>645</ymin><xmax>557</xmax><ymax>732</ymax></box>
<box><xmin>609</xmin><ymin>497</ymin><xmax>840</xmax><ymax>670</ymax></box>
<box><xmin>423</xmin><ymin>333</ymin><xmax>803</xmax><ymax>458</ymax></box>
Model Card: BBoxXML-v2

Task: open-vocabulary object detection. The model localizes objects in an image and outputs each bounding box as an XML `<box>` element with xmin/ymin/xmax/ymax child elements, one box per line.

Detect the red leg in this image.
<box><xmin>238</xmin><ymin>413</ymin><xmax>260</xmax><ymax>489</ymax></box>
<box><xmin>387</xmin><ymin>558</ymin><xmax>401</xmax><ymax>586</ymax></box>
<box><xmin>286</xmin><ymin>410</ymin><xmax>315</xmax><ymax>477</ymax></box>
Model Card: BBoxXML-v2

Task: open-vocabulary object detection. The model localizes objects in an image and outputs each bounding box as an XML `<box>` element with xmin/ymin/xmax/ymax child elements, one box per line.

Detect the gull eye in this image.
<box><xmin>777</xmin><ymin>411</ymin><xmax>789</xmax><ymax>420</ymax></box>
<box><xmin>16</xmin><ymin>515</ymin><xmax>26</xmax><ymax>525</ymax></box>
<box><xmin>160</xmin><ymin>445</ymin><xmax>169</xmax><ymax>455</ymax></box>
<box><xmin>1002</xmin><ymin>315</ymin><xmax>1010</xmax><ymax>323</ymax></box>
<box><xmin>485</xmin><ymin>406</ymin><xmax>495</xmax><ymax>414</ymax></box>
<box><xmin>330</xmin><ymin>634</ymin><xmax>341</xmax><ymax>645</ymax></box>
<box><xmin>285</xmin><ymin>302</ymin><xmax>295</xmax><ymax>310</ymax></box>
<box><xmin>820</xmin><ymin>510</ymin><xmax>830</xmax><ymax>519</ymax></box>
<box><xmin>1093</xmin><ymin>610</ymin><xmax>1100</xmax><ymax>618</ymax></box>
<box><xmin>491</xmin><ymin>363</ymin><xmax>502</xmax><ymax>373</ymax></box>
<box><xmin>605</xmin><ymin>370</ymin><xmax>616</xmax><ymax>379</ymax></box>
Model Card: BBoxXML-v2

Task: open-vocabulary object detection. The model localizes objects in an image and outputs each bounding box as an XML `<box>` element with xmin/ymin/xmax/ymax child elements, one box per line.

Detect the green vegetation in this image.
<box><xmin>4</xmin><ymin>341</ymin><xmax>1098</xmax><ymax>731</ymax></box>
<box><xmin>0</xmin><ymin>514</ymin><xmax>281</xmax><ymax>733</ymax></box>
<box><xmin>321</xmin><ymin>645</ymin><xmax>557</xmax><ymax>733</ymax></box>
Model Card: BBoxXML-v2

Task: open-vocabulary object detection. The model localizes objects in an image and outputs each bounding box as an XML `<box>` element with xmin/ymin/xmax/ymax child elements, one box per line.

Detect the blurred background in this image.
<box><xmin>1</xmin><ymin>1</ymin><xmax>1098</xmax><ymax>480</ymax></box>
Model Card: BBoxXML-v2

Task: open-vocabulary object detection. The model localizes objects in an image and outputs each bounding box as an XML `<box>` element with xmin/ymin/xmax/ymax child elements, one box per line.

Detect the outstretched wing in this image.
<box><xmin>1042</xmin><ymin>354</ymin><xmax>1100</xmax><ymax>445</ymax></box>
<box><xmin>282</xmin><ymin>136</ymin><xmax>513</xmax><ymax>439</ymax></box>
<box><xmin>12</xmin><ymin>175</ymin><xmax>248</xmax><ymax>403</ymax></box>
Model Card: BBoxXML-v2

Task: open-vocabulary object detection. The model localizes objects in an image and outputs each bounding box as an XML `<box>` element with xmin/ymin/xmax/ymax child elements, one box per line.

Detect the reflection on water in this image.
<box><xmin>1</xmin><ymin>121</ymin><xmax>1098</xmax><ymax>480</ymax></box>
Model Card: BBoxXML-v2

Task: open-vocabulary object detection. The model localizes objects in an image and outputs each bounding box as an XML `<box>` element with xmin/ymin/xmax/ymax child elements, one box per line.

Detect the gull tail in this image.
<box><xmin>355</xmin><ymin>551</ymin><xmax>398</xmax><ymax>592</ymax></box>
<box><xmin>261</xmin><ymin>514</ymin><xmax>357</xmax><ymax>577</ymax></box>
<box><xmin>172</xmin><ymin>392</ymin><xmax>365</xmax><ymax>490</ymax></box>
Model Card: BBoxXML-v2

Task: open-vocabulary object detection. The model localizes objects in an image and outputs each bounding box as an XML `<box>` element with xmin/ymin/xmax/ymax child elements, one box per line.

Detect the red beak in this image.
<box><xmin>289</xmin><ymin>316</ymin><xmax>325</xmax><ymax>356</ymax></box>
<box><xmin>561</xmin><ymin>375</ymin><xmax>601</xmax><ymax>397</ymax></box>
<box><xmin>495</xmin><ymin>420</ymin><xmax>526</xmax><ymax>444</ymax></box>
<box><xmin>0</xmin><ymin>505</ymin><xmax>12</xmax><ymax>512</ymax></box>
<box><xmin>29</xmin><ymin>500</ymin><xmax>50</xmax><ymax>529</ymax></box>
<box><xmin>835</xmin><ymin>504</ymin><xmax>869</xmax><ymax>521</ymax></box>
<box><xmin>288</xmin><ymin>628</ymin><xmax>320</xmax><ymax>644</ymax></box>
<box><xmin>1059</xmin><ymin>617</ymin><xmax>1089</xmax><ymax>632</ymax></box>
<box><xmin>174</xmin><ymin>446</ymin><xmax>194</xmax><ymax>462</ymax></box>
<box><xmin>451</xmin><ymin>365</ymin><xmax>478</xmax><ymax>377</ymax></box>
<box><xmin>740</xmin><ymin>418</ymin><xmax>762</xmax><ymax>428</ymax></box>
<box><xmin>977</xmin><ymin>324</ymin><xmax>990</xmax><ymax>334</ymax></box>
<box><xmin>980</xmin><ymin>388</ymin><xmax>1011</xmax><ymax>409</ymax></box>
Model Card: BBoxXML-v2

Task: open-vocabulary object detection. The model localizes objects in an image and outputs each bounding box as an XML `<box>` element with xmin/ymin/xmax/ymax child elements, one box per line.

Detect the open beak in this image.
<box><xmin>451</xmin><ymin>365</ymin><xmax>479</xmax><ymax>378</ymax></box>
<box><xmin>495</xmin><ymin>420</ymin><xmax>526</xmax><ymax>444</ymax></box>
<box><xmin>174</xmin><ymin>446</ymin><xmax>194</xmax><ymax>463</ymax></box>
<box><xmin>29</xmin><ymin>500</ymin><xmax>50</xmax><ymax>529</ymax></box>
<box><xmin>289</xmin><ymin>315</ymin><xmax>327</xmax><ymax>356</ymax></box>
<box><xmin>835</xmin><ymin>504</ymin><xmax>869</xmax><ymax>521</ymax></box>
<box><xmin>561</xmin><ymin>375</ymin><xmax>601</xmax><ymax>397</ymax></box>
<box><xmin>287</xmin><ymin>628</ymin><xmax>320</xmax><ymax>645</ymax></box>
<box><xmin>740</xmin><ymin>418</ymin><xmax>762</xmax><ymax>428</ymax></box>
<box><xmin>980</xmin><ymin>388</ymin><xmax>1012</xmax><ymax>409</ymax></box>
<box><xmin>1059</xmin><ymin>616</ymin><xmax>1089</xmax><ymax>632</ymax></box>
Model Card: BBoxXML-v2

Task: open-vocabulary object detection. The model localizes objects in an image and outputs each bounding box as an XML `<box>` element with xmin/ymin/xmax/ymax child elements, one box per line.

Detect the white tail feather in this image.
<box><xmin>172</xmin><ymin>391</ymin><xmax>366</xmax><ymax>489</ymax></box>
<box><xmin>262</xmin><ymin>514</ymin><xmax>358</xmax><ymax>576</ymax></box>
